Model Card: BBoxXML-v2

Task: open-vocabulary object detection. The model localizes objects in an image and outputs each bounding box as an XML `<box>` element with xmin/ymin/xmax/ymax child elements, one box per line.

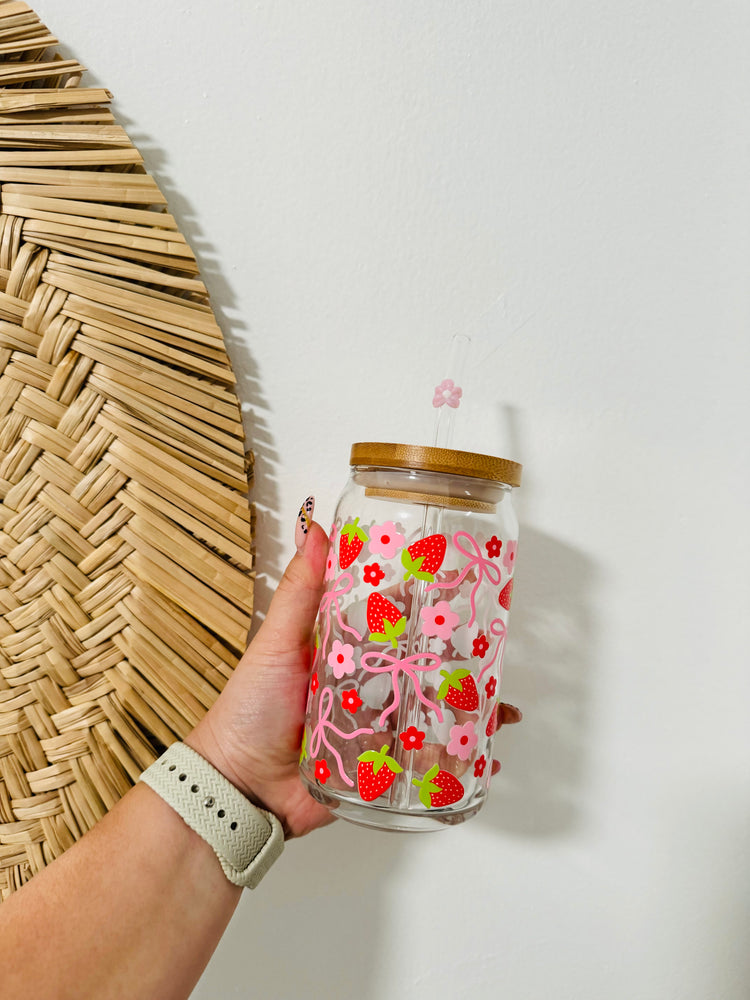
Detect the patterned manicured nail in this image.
<box><xmin>295</xmin><ymin>496</ymin><xmax>315</xmax><ymax>551</ymax></box>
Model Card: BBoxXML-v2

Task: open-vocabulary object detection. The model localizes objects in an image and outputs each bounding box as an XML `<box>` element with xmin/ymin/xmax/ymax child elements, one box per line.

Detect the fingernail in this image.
<box><xmin>295</xmin><ymin>496</ymin><xmax>315</xmax><ymax>551</ymax></box>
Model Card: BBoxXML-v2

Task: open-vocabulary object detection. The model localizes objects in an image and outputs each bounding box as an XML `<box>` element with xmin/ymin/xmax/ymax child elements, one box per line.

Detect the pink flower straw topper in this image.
<box><xmin>432</xmin><ymin>378</ymin><xmax>463</xmax><ymax>409</ymax></box>
<box><xmin>431</xmin><ymin>333</ymin><xmax>471</xmax><ymax>450</ymax></box>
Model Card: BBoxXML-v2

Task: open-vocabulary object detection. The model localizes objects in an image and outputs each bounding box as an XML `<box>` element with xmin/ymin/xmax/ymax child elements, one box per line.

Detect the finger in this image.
<box><xmin>253</xmin><ymin>512</ymin><xmax>329</xmax><ymax>655</ymax></box>
<box><xmin>496</xmin><ymin>703</ymin><xmax>523</xmax><ymax>728</ymax></box>
<box><xmin>489</xmin><ymin>705</ymin><xmax>522</xmax><ymax>778</ymax></box>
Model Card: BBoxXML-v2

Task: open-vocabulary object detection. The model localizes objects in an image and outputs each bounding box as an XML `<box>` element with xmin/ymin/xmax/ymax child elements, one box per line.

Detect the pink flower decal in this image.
<box><xmin>341</xmin><ymin>689</ymin><xmax>362</xmax><ymax>714</ymax></box>
<box><xmin>420</xmin><ymin>600</ymin><xmax>459</xmax><ymax>640</ymax></box>
<box><xmin>315</xmin><ymin>759</ymin><xmax>331</xmax><ymax>784</ymax></box>
<box><xmin>327</xmin><ymin>639</ymin><xmax>356</xmax><ymax>679</ymax></box>
<box><xmin>472</xmin><ymin>633</ymin><xmax>489</xmax><ymax>658</ymax></box>
<box><xmin>485</xmin><ymin>535</ymin><xmax>502</xmax><ymax>558</ymax></box>
<box><xmin>474</xmin><ymin>754</ymin><xmax>487</xmax><ymax>777</ymax></box>
<box><xmin>502</xmin><ymin>540</ymin><xmax>518</xmax><ymax>574</ymax></box>
<box><xmin>363</xmin><ymin>562</ymin><xmax>385</xmax><ymax>586</ymax></box>
<box><xmin>485</xmin><ymin>676</ymin><xmax>497</xmax><ymax>698</ymax></box>
<box><xmin>432</xmin><ymin>378</ymin><xmax>463</xmax><ymax>409</ymax></box>
<box><xmin>447</xmin><ymin>721</ymin><xmax>478</xmax><ymax>761</ymax></box>
<box><xmin>398</xmin><ymin>726</ymin><xmax>426</xmax><ymax>751</ymax></box>
<box><xmin>368</xmin><ymin>521</ymin><xmax>405</xmax><ymax>560</ymax></box>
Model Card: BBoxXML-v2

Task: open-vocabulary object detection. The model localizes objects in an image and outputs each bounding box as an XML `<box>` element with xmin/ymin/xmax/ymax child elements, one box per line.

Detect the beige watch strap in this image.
<box><xmin>139</xmin><ymin>742</ymin><xmax>284</xmax><ymax>889</ymax></box>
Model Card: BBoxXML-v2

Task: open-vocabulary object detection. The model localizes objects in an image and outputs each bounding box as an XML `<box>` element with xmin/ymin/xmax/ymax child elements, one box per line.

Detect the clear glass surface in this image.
<box><xmin>299</xmin><ymin>463</ymin><xmax>519</xmax><ymax>832</ymax></box>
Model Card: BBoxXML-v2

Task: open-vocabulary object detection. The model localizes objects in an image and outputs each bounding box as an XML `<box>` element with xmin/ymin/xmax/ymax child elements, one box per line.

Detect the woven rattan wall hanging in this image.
<box><xmin>0</xmin><ymin>2</ymin><xmax>254</xmax><ymax>898</ymax></box>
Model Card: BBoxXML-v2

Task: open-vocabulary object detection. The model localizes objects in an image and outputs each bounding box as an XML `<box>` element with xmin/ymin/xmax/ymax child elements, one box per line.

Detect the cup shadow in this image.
<box><xmin>478</xmin><ymin>524</ymin><xmax>599</xmax><ymax>837</ymax></box>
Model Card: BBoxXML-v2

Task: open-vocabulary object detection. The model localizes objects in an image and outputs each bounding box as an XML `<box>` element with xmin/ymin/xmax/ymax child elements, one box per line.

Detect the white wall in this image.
<box><xmin>35</xmin><ymin>3</ymin><xmax>748</xmax><ymax>998</ymax></box>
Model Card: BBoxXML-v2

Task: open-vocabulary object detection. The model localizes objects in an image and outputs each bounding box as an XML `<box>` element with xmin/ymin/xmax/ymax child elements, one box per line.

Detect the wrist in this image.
<box><xmin>183</xmin><ymin>717</ymin><xmax>288</xmax><ymax>839</ymax></box>
<box><xmin>139</xmin><ymin>742</ymin><xmax>285</xmax><ymax>889</ymax></box>
<box><xmin>184</xmin><ymin>717</ymin><xmax>259</xmax><ymax>804</ymax></box>
<box><xmin>132</xmin><ymin>782</ymin><xmax>241</xmax><ymax>899</ymax></box>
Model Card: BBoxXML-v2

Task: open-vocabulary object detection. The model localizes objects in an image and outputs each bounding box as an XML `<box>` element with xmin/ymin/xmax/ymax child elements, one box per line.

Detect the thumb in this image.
<box><xmin>253</xmin><ymin>516</ymin><xmax>329</xmax><ymax>657</ymax></box>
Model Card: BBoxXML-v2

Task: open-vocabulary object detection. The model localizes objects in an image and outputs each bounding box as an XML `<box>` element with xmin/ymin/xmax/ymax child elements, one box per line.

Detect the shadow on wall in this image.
<box><xmin>82</xmin><ymin>93</ymin><xmax>286</xmax><ymax>630</ymax></box>
<box><xmin>470</xmin><ymin>402</ymin><xmax>599</xmax><ymax>838</ymax></box>
<box><xmin>149</xmin><ymin>176</ymin><xmax>284</xmax><ymax>629</ymax></box>
<box><xmin>479</xmin><ymin>523</ymin><xmax>599</xmax><ymax>839</ymax></box>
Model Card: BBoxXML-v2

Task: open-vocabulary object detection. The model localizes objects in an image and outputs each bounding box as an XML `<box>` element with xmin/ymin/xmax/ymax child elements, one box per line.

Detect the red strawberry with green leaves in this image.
<box><xmin>437</xmin><ymin>667</ymin><xmax>479</xmax><ymax>711</ymax></box>
<box><xmin>498</xmin><ymin>579</ymin><xmax>513</xmax><ymax>610</ymax></box>
<box><xmin>401</xmin><ymin>533</ymin><xmax>447</xmax><ymax>583</ymax></box>
<box><xmin>367</xmin><ymin>593</ymin><xmax>407</xmax><ymax>648</ymax></box>
<box><xmin>339</xmin><ymin>517</ymin><xmax>368</xmax><ymax>569</ymax></box>
<box><xmin>357</xmin><ymin>744</ymin><xmax>403</xmax><ymax>801</ymax></box>
<box><xmin>412</xmin><ymin>764</ymin><xmax>464</xmax><ymax>808</ymax></box>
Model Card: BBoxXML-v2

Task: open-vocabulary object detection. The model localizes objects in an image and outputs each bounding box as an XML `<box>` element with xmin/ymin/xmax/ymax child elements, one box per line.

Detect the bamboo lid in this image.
<box><xmin>350</xmin><ymin>442</ymin><xmax>522</xmax><ymax>488</ymax></box>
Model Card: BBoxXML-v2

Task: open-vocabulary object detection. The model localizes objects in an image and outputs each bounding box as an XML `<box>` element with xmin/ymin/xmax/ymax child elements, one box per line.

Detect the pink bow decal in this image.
<box><xmin>427</xmin><ymin>530</ymin><xmax>502</xmax><ymax>626</ymax></box>
<box><xmin>360</xmin><ymin>651</ymin><xmax>444</xmax><ymax>727</ymax></box>
<box><xmin>476</xmin><ymin>617</ymin><xmax>508</xmax><ymax>684</ymax></box>
<box><xmin>319</xmin><ymin>572</ymin><xmax>363</xmax><ymax>653</ymax></box>
<box><xmin>309</xmin><ymin>687</ymin><xmax>374</xmax><ymax>787</ymax></box>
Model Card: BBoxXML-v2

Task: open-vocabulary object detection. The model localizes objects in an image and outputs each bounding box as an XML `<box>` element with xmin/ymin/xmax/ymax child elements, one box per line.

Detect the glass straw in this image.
<box><xmin>391</xmin><ymin>333</ymin><xmax>472</xmax><ymax>810</ymax></box>
<box><xmin>431</xmin><ymin>333</ymin><xmax>472</xmax><ymax>449</ymax></box>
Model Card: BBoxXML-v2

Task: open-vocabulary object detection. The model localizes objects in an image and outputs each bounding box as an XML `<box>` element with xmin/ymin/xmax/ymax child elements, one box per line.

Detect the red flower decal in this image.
<box><xmin>472</xmin><ymin>633</ymin><xmax>490</xmax><ymax>658</ymax></box>
<box><xmin>310</xmin><ymin>672</ymin><xmax>319</xmax><ymax>695</ymax></box>
<box><xmin>474</xmin><ymin>754</ymin><xmax>487</xmax><ymax>778</ymax></box>
<box><xmin>485</xmin><ymin>676</ymin><xmax>497</xmax><ymax>698</ymax></box>
<box><xmin>398</xmin><ymin>726</ymin><xmax>426</xmax><ymax>751</ymax></box>
<box><xmin>485</xmin><ymin>535</ymin><xmax>502</xmax><ymax>558</ymax></box>
<box><xmin>341</xmin><ymin>689</ymin><xmax>363</xmax><ymax>713</ymax></box>
<box><xmin>363</xmin><ymin>562</ymin><xmax>385</xmax><ymax>586</ymax></box>
<box><xmin>315</xmin><ymin>759</ymin><xmax>331</xmax><ymax>783</ymax></box>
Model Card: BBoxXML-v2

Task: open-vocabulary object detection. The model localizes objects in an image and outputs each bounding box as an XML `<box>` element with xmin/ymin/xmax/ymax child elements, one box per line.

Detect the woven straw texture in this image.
<box><xmin>0</xmin><ymin>1</ymin><xmax>254</xmax><ymax>898</ymax></box>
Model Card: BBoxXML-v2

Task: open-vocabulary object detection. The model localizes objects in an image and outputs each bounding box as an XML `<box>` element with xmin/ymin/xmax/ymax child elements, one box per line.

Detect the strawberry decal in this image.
<box><xmin>412</xmin><ymin>764</ymin><xmax>464</xmax><ymax>808</ymax></box>
<box><xmin>367</xmin><ymin>593</ymin><xmax>407</xmax><ymax>648</ymax></box>
<box><xmin>437</xmin><ymin>667</ymin><xmax>479</xmax><ymax>711</ymax></box>
<box><xmin>339</xmin><ymin>517</ymin><xmax>368</xmax><ymax>570</ymax></box>
<box><xmin>357</xmin><ymin>744</ymin><xmax>403</xmax><ymax>801</ymax></box>
<box><xmin>401</xmin><ymin>533</ymin><xmax>447</xmax><ymax>583</ymax></box>
<box><xmin>498</xmin><ymin>579</ymin><xmax>513</xmax><ymax>610</ymax></box>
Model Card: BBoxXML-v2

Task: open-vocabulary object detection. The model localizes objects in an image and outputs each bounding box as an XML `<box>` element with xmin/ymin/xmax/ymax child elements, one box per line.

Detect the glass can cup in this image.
<box><xmin>299</xmin><ymin>442</ymin><xmax>522</xmax><ymax>832</ymax></box>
